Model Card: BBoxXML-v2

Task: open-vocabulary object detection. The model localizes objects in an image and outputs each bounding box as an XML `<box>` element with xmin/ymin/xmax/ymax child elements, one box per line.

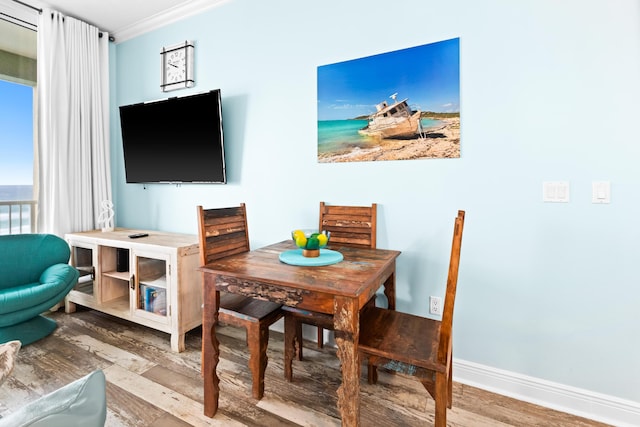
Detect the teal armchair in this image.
<box><xmin>0</xmin><ymin>234</ymin><xmax>79</xmax><ymax>345</ymax></box>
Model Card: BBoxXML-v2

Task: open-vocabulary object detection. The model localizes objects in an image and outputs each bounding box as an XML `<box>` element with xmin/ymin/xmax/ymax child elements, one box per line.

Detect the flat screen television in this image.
<box><xmin>119</xmin><ymin>89</ymin><xmax>226</xmax><ymax>184</ymax></box>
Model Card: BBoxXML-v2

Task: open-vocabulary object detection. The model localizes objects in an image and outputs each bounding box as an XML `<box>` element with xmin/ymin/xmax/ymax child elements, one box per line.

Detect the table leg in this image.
<box><xmin>203</xmin><ymin>274</ymin><xmax>220</xmax><ymax>418</ymax></box>
<box><xmin>371</xmin><ymin>266</ymin><xmax>397</xmax><ymax>384</ymax></box>
<box><xmin>334</xmin><ymin>296</ymin><xmax>360</xmax><ymax>427</ymax></box>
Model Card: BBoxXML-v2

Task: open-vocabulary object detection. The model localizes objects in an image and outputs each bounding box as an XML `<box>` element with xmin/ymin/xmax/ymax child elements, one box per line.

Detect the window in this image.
<box><xmin>0</xmin><ymin>15</ymin><xmax>37</xmax><ymax>233</ymax></box>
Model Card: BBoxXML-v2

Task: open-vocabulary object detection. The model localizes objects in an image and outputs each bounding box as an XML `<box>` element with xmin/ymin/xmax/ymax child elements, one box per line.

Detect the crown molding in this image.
<box><xmin>112</xmin><ymin>0</ymin><xmax>229</xmax><ymax>43</ymax></box>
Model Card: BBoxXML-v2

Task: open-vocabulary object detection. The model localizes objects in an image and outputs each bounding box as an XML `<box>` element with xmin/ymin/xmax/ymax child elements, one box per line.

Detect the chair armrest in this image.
<box><xmin>39</xmin><ymin>264</ymin><xmax>79</xmax><ymax>287</ymax></box>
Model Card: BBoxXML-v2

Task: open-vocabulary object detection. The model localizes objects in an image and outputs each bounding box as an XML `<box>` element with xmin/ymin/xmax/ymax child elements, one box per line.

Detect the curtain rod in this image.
<box><xmin>1</xmin><ymin>12</ymin><xmax>37</xmax><ymax>31</ymax></box>
<box><xmin>10</xmin><ymin>0</ymin><xmax>115</xmax><ymax>42</ymax></box>
<box><xmin>11</xmin><ymin>0</ymin><xmax>40</xmax><ymax>13</ymax></box>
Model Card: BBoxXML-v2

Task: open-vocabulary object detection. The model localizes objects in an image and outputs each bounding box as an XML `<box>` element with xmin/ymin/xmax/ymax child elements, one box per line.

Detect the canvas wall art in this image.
<box><xmin>317</xmin><ymin>38</ymin><xmax>460</xmax><ymax>163</ymax></box>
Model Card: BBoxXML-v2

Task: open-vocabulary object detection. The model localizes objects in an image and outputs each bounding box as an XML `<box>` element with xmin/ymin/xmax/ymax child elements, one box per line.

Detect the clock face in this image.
<box><xmin>166</xmin><ymin>49</ymin><xmax>186</xmax><ymax>84</ymax></box>
<box><xmin>161</xmin><ymin>42</ymin><xmax>194</xmax><ymax>92</ymax></box>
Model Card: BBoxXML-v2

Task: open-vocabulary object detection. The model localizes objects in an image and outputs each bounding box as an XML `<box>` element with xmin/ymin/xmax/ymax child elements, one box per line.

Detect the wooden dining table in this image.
<box><xmin>199</xmin><ymin>240</ymin><xmax>401</xmax><ymax>426</ymax></box>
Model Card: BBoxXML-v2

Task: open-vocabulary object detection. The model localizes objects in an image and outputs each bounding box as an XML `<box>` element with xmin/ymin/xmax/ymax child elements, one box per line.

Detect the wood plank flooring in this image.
<box><xmin>0</xmin><ymin>308</ymin><xmax>611</xmax><ymax>426</ymax></box>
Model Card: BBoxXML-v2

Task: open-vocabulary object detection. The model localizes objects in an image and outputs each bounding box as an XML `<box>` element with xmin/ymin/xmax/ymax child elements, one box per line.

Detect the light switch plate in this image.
<box><xmin>592</xmin><ymin>181</ymin><xmax>611</xmax><ymax>204</ymax></box>
<box><xmin>543</xmin><ymin>181</ymin><xmax>570</xmax><ymax>203</ymax></box>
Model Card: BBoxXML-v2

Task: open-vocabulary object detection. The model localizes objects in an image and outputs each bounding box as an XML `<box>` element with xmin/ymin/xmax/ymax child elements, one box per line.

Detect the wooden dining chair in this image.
<box><xmin>283</xmin><ymin>201</ymin><xmax>377</xmax><ymax>381</ymax></box>
<box><xmin>197</xmin><ymin>204</ymin><xmax>284</xmax><ymax>400</ymax></box>
<box><xmin>358</xmin><ymin>210</ymin><xmax>465</xmax><ymax>427</ymax></box>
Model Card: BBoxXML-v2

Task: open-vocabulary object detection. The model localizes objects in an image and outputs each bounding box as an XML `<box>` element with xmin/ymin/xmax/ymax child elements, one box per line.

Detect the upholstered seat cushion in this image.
<box><xmin>0</xmin><ymin>370</ymin><xmax>107</xmax><ymax>427</ymax></box>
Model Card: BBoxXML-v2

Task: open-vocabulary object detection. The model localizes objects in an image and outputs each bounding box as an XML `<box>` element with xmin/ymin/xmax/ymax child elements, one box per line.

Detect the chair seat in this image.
<box><xmin>220</xmin><ymin>292</ymin><xmax>282</xmax><ymax>321</ymax></box>
<box><xmin>359</xmin><ymin>306</ymin><xmax>445</xmax><ymax>373</ymax></box>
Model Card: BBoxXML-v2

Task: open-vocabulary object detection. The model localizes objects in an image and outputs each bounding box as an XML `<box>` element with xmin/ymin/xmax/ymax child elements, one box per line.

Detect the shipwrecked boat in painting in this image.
<box><xmin>358</xmin><ymin>93</ymin><xmax>422</xmax><ymax>139</ymax></box>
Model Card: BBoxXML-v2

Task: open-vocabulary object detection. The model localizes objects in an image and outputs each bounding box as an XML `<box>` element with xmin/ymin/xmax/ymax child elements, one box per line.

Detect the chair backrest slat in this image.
<box><xmin>197</xmin><ymin>204</ymin><xmax>250</xmax><ymax>266</ymax></box>
<box><xmin>319</xmin><ymin>202</ymin><xmax>377</xmax><ymax>249</ymax></box>
<box><xmin>437</xmin><ymin>210</ymin><xmax>465</xmax><ymax>365</ymax></box>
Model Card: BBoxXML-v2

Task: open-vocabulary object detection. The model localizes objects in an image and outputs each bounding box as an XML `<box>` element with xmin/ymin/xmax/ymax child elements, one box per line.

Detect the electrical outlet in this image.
<box><xmin>429</xmin><ymin>296</ymin><xmax>443</xmax><ymax>315</ymax></box>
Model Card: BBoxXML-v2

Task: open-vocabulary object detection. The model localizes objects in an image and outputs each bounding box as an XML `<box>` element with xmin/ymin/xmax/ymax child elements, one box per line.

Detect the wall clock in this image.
<box><xmin>160</xmin><ymin>41</ymin><xmax>195</xmax><ymax>92</ymax></box>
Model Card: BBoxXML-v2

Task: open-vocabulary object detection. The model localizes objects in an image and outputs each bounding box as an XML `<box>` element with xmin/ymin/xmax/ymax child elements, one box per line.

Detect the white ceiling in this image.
<box><xmin>0</xmin><ymin>0</ymin><xmax>230</xmax><ymax>56</ymax></box>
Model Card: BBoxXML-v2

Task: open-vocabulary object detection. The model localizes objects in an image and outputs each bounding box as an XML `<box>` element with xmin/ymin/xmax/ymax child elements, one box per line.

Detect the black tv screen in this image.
<box><xmin>119</xmin><ymin>90</ymin><xmax>226</xmax><ymax>184</ymax></box>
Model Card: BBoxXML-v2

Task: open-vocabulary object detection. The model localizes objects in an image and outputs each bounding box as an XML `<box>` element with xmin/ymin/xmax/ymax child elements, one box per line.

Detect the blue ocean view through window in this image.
<box><xmin>0</xmin><ymin>185</ymin><xmax>33</xmax><ymax>201</ymax></box>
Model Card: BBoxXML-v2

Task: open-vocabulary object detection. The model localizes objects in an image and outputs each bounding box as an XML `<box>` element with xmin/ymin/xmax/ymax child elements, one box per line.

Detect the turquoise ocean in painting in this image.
<box><xmin>317</xmin><ymin>118</ymin><xmax>441</xmax><ymax>155</ymax></box>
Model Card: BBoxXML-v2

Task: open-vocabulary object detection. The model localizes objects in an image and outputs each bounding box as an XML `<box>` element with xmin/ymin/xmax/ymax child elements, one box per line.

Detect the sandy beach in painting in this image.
<box><xmin>318</xmin><ymin>117</ymin><xmax>460</xmax><ymax>163</ymax></box>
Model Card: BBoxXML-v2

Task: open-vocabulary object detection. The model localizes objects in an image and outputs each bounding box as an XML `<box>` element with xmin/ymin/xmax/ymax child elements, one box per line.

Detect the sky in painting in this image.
<box><xmin>0</xmin><ymin>79</ymin><xmax>33</xmax><ymax>185</ymax></box>
<box><xmin>317</xmin><ymin>37</ymin><xmax>460</xmax><ymax>121</ymax></box>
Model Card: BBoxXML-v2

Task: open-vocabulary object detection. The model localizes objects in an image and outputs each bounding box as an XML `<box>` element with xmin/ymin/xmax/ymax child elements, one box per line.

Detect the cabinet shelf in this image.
<box><xmin>101</xmin><ymin>295</ymin><xmax>130</xmax><ymax>315</ymax></box>
<box><xmin>103</xmin><ymin>270</ymin><xmax>130</xmax><ymax>281</ymax></box>
<box><xmin>140</xmin><ymin>275</ymin><xmax>167</xmax><ymax>289</ymax></box>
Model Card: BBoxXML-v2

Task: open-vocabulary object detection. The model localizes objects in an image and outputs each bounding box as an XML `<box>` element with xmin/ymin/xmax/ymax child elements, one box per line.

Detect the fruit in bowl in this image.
<box><xmin>291</xmin><ymin>229</ymin><xmax>329</xmax><ymax>257</ymax></box>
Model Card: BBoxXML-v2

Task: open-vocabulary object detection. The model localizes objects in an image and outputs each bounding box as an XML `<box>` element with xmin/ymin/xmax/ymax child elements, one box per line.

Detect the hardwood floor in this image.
<box><xmin>1</xmin><ymin>308</ymin><xmax>610</xmax><ymax>426</ymax></box>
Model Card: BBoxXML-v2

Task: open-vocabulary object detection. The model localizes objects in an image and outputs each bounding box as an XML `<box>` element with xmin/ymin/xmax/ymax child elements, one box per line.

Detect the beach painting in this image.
<box><xmin>317</xmin><ymin>38</ymin><xmax>460</xmax><ymax>163</ymax></box>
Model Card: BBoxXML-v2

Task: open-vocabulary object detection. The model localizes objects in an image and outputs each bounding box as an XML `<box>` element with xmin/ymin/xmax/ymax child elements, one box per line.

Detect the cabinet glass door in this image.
<box><xmin>133</xmin><ymin>251</ymin><xmax>170</xmax><ymax>323</ymax></box>
<box><xmin>69</xmin><ymin>243</ymin><xmax>97</xmax><ymax>300</ymax></box>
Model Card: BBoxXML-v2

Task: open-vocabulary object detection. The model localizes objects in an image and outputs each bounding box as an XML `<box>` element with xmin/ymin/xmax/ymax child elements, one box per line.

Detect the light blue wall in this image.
<box><xmin>111</xmin><ymin>0</ymin><xmax>640</xmax><ymax>403</ymax></box>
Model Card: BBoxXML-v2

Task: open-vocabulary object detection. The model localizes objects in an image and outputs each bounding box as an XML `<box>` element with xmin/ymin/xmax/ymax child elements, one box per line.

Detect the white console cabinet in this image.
<box><xmin>64</xmin><ymin>228</ymin><xmax>202</xmax><ymax>352</ymax></box>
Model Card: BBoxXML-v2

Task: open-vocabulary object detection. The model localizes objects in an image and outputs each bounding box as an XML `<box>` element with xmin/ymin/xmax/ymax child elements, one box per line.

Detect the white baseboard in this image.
<box><xmin>453</xmin><ymin>358</ymin><xmax>640</xmax><ymax>427</ymax></box>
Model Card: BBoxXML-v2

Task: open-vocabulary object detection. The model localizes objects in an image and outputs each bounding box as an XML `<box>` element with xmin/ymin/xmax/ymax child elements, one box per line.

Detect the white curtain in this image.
<box><xmin>36</xmin><ymin>9</ymin><xmax>112</xmax><ymax>236</ymax></box>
